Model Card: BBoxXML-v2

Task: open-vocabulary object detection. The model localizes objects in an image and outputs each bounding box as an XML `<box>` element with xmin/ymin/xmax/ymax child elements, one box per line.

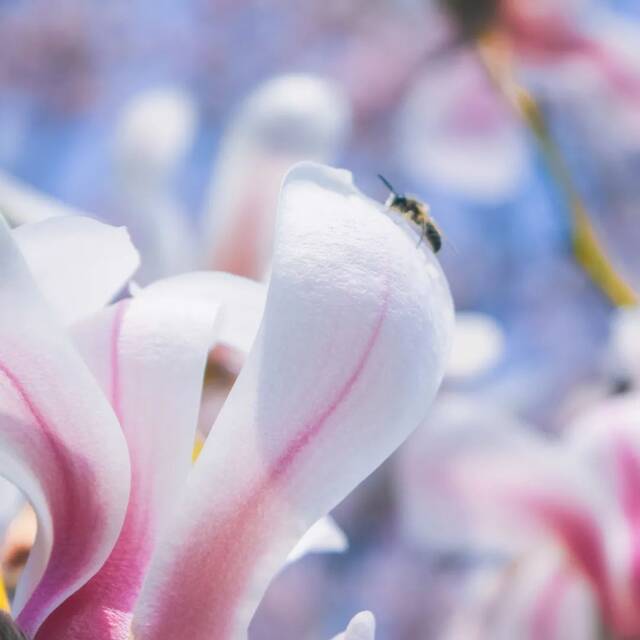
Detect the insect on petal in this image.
<box><xmin>131</xmin><ymin>162</ymin><xmax>454</xmax><ymax>640</ymax></box>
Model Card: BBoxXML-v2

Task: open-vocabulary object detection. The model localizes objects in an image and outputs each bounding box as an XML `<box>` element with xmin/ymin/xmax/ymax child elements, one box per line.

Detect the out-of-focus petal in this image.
<box><xmin>12</xmin><ymin>216</ymin><xmax>140</xmax><ymax>325</ymax></box>
<box><xmin>137</xmin><ymin>271</ymin><xmax>266</xmax><ymax>354</ymax></box>
<box><xmin>394</xmin><ymin>53</ymin><xmax>527</xmax><ymax>203</ymax></box>
<box><xmin>395</xmin><ymin>393</ymin><xmax>538</xmax><ymax>554</ymax></box>
<box><xmin>331</xmin><ymin>611</ymin><xmax>376</xmax><ymax>640</ymax></box>
<box><xmin>110</xmin><ymin>88</ymin><xmax>199</xmax><ymax>284</ymax></box>
<box><xmin>35</xmin><ymin>290</ymin><xmax>220</xmax><ymax>639</ymax></box>
<box><xmin>0</xmin><ymin>171</ymin><xmax>81</xmax><ymax>226</ymax></box>
<box><xmin>132</xmin><ymin>162</ymin><xmax>454</xmax><ymax>640</ymax></box>
<box><xmin>285</xmin><ymin>516</ymin><xmax>348</xmax><ymax>565</ymax></box>
<box><xmin>607</xmin><ymin>306</ymin><xmax>640</xmax><ymax>387</ymax></box>
<box><xmin>565</xmin><ymin>393</ymin><xmax>640</xmax><ymax>635</ymax></box>
<box><xmin>203</xmin><ymin>74</ymin><xmax>350</xmax><ymax>280</ymax></box>
<box><xmin>0</xmin><ymin>220</ymin><xmax>131</xmax><ymax>637</ymax></box>
<box><xmin>443</xmin><ymin>549</ymin><xmax>598</xmax><ymax>640</ymax></box>
<box><xmin>445</xmin><ymin>312</ymin><xmax>505</xmax><ymax>382</ymax></box>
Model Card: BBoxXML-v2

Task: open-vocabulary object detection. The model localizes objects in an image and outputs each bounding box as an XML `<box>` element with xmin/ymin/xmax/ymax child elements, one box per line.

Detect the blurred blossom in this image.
<box><xmin>107</xmin><ymin>87</ymin><xmax>200</xmax><ymax>284</ymax></box>
<box><xmin>420</xmin><ymin>393</ymin><xmax>640</xmax><ymax>639</ymax></box>
<box><xmin>203</xmin><ymin>73</ymin><xmax>351</xmax><ymax>280</ymax></box>
<box><xmin>445</xmin><ymin>312</ymin><xmax>505</xmax><ymax>383</ymax></box>
<box><xmin>0</xmin><ymin>163</ymin><xmax>453</xmax><ymax>639</ymax></box>
<box><xmin>607</xmin><ymin>306</ymin><xmax>640</xmax><ymax>389</ymax></box>
<box><xmin>394</xmin><ymin>50</ymin><xmax>528</xmax><ymax>202</ymax></box>
<box><xmin>396</xmin><ymin>393</ymin><xmax>533</xmax><ymax>554</ymax></box>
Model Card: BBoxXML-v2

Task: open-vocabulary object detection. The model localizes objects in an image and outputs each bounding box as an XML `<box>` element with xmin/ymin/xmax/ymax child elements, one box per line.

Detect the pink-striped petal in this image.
<box><xmin>34</xmin><ymin>289</ymin><xmax>220</xmax><ymax>639</ymax></box>
<box><xmin>396</xmin><ymin>393</ymin><xmax>537</xmax><ymax>553</ymax></box>
<box><xmin>444</xmin><ymin>550</ymin><xmax>598</xmax><ymax>640</ymax></box>
<box><xmin>131</xmin><ymin>162</ymin><xmax>454</xmax><ymax>640</ymax></box>
<box><xmin>0</xmin><ymin>219</ymin><xmax>131</xmax><ymax>637</ymax></box>
<box><xmin>13</xmin><ymin>216</ymin><xmax>139</xmax><ymax>326</ymax></box>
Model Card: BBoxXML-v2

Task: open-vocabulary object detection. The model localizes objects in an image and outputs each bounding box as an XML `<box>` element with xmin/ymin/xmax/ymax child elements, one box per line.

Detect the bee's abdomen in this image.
<box><xmin>426</xmin><ymin>224</ymin><xmax>442</xmax><ymax>253</ymax></box>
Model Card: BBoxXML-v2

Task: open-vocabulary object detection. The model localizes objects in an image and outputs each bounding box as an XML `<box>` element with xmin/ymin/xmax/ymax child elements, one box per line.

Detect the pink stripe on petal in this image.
<box><xmin>613</xmin><ymin>438</ymin><xmax>640</xmax><ymax>632</ymax></box>
<box><xmin>137</xmin><ymin>295</ymin><xmax>387</xmax><ymax>640</ymax></box>
<box><xmin>0</xmin><ymin>220</ymin><xmax>131</xmax><ymax>637</ymax></box>
<box><xmin>34</xmin><ymin>290</ymin><xmax>219</xmax><ymax>639</ymax></box>
<box><xmin>530</xmin><ymin>567</ymin><xmax>572</xmax><ymax>640</ymax></box>
<box><xmin>132</xmin><ymin>163</ymin><xmax>454</xmax><ymax>640</ymax></box>
<box><xmin>520</xmin><ymin>494</ymin><xmax>613</xmax><ymax>627</ymax></box>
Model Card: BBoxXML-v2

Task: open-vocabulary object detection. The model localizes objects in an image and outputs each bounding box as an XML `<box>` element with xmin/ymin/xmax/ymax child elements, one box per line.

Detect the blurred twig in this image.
<box><xmin>477</xmin><ymin>31</ymin><xmax>638</xmax><ymax>307</ymax></box>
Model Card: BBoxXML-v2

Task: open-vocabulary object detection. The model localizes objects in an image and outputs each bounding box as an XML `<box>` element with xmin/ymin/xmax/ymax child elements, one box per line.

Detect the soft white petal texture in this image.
<box><xmin>203</xmin><ymin>74</ymin><xmax>350</xmax><ymax>279</ymax></box>
<box><xmin>33</xmin><ymin>290</ymin><xmax>220</xmax><ymax>639</ymax></box>
<box><xmin>0</xmin><ymin>219</ymin><xmax>131</xmax><ymax>636</ymax></box>
<box><xmin>12</xmin><ymin>216</ymin><xmax>140</xmax><ymax>325</ymax></box>
<box><xmin>138</xmin><ymin>271</ymin><xmax>266</xmax><ymax>355</ymax></box>
<box><xmin>285</xmin><ymin>516</ymin><xmax>348</xmax><ymax>564</ymax></box>
<box><xmin>132</xmin><ymin>162</ymin><xmax>454</xmax><ymax>640</ymax></box>
<box><xmin>331</xmin><ymin>611</ymin><xmax>376</xmax><ymax>640</ymax></box>
<box><xmin>0</xmin><ymin>171</ymin><xmax>81</xmax><ymax>226</ymax></box>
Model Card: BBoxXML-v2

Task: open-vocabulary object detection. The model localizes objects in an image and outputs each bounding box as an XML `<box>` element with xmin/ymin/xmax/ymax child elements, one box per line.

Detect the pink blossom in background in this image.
<box><xmin>405</xmin><ymin>390</ymin><xmax>640</xmax><ymax>639</ymax></box>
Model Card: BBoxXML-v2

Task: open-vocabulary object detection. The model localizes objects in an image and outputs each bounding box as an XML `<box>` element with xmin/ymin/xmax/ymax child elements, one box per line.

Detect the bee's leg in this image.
<box><xmin>417</xmin><ymin>221</ymin><xmax>426</xmax><ymax>248</ymax></box>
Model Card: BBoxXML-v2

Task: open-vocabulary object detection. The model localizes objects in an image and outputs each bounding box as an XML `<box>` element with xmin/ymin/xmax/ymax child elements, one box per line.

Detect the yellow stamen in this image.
<box><xmin>192</xmin><ymin>433</ymin><xmax>205</xmax><ymax>462</ymax></box>
<box><xmin>0</xmin><ymin>574</ymin><xmax>9</xmax><ymax>613</ymax></box>
<box><xmin>478</xmin><ymin>32</ymin><xmax>638</xmax><ymax>307</ymax></box>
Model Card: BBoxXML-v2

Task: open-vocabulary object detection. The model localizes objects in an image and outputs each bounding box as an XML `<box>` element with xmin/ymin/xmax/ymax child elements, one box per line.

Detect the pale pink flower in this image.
<box><xmin>401</xmin><ymin>390</ymin><xmax>640</xmax><ymax>639</ymax></box>
<box><xmin>0</xmin><ymin>161</ymin><xmax>453</xmax><ymax>639</ymax></box>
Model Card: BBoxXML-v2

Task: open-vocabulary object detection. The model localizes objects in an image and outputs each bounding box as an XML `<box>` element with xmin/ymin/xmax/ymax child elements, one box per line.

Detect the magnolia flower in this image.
<box><xmin>403</xmin><ymin>390</ymin><xmax>640</xmax><ymax>639</ymax></box>
<box><xmin>0</xmin><ymin>162</ymin><xmax>453</xmax><ymax>639</ymax></box>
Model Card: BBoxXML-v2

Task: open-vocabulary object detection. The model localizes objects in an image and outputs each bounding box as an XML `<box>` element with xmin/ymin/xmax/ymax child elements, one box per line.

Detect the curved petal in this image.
<box><xmin>285</xmin><ymin>516</ymin><xmax>348</xmax><ymax>565</ymax></box>
<box><xmin>331</xmin><ymin>611</ymin><xmax>376</xmax><ymax>640</ymax></box>
<box><xmin>35</xmin><ymin>290</ymin><xmax>220</xmax><ymax>639</ymax></box>
<box><xmin>13</xmin><ymin>216</ymin><xmax>140</xmax><ymax>326</ymax></box>
<box><xmin>0</xmin><ymin>220</ymin><xmax>131</xmax><ymax>636</ymax></box>
<box><xmin>132</xmin><ymin>162</ymin><xmax>454</xmax><ymax>640</ymax></box>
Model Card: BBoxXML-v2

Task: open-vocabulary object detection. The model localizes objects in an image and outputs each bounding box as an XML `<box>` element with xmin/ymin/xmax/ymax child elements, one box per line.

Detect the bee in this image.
<box><xmin>378</xmin><ymin>175</ymin><xmax>442</xmax><ymax>253</ymax></box>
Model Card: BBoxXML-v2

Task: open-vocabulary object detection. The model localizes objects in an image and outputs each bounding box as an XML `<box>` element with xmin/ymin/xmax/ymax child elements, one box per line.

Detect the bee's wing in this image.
<box><xmin>432</xmin><ymin>217</ymin><xmax>458</xmax><ymax>255</ymax></box>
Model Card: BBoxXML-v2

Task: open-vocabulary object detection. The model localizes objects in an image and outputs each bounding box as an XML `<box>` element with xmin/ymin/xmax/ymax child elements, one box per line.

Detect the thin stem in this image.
<box><xmin>477</xmin><ymin>31</ymin><xmax>638</xmax><ymax>307</ymax></box>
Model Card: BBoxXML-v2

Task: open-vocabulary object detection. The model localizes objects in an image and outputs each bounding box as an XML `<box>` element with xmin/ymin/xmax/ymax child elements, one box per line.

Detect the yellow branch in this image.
<box><xmin>477</xmin><ymin>32</ymin><xmax>638</xmax><ymax>307</ymax></box>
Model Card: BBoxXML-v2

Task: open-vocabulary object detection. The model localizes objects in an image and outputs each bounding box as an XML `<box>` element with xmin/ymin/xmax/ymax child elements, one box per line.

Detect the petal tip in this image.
<box><xmin>283</xmin><ymin>161</ymin><xmax>356</xmax><ymax>196</ymax></box>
